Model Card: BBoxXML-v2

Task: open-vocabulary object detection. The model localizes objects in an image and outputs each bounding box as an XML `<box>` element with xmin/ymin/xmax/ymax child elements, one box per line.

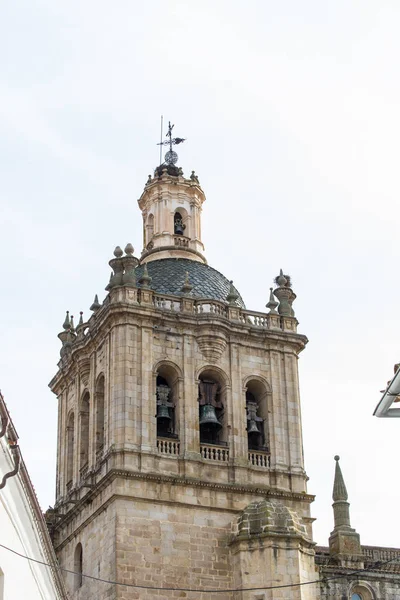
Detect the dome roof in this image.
<box><xmin>135</xmin><ymin>258</ymin><xmax>245</xmax><ymax>308</ymax></box>
<box><xmin>237</xmin><ymin>499</ymin><xmax>307</xmax><ymax>539</ymax></box>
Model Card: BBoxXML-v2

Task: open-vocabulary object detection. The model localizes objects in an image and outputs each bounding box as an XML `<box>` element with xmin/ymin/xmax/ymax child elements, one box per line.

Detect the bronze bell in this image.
<box><xmin>247</xmin><ymin>419</ymin><xmax>260</xmax><ymax>435</ymax></box>
<box><xmin>175</xmin><ymin>223</ymin><xmax>184</xmax><ymax>235</ymax></box>
<box><xmin>157</xmin><ymin>405</ymin><xmax>171</xmax><ymax>421</ymax></box>
<box><xmin>199</xmin><ymin>404</ymin><xmax>222</xmax><ymax>429</ymax></box>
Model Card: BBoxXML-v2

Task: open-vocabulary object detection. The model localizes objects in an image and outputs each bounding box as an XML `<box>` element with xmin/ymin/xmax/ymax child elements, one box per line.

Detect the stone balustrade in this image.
<box><xmin>145</xmin><ymin>291</ymin><xmax>294</xmax><ymax>331</ymax></box>
<box><xmin>173</xmin><ymin>235</ymin><xmax>189</xmax><ymax>247</ymax></box>
<box><xmin>154</xmin><ymin>296</ymin><xmax>182</xmax><ymax>311</ymax></box>
<box><xmin>157</xmin><ymin>438</ymin><xmax>180</xmax><ymax>455</ymax></box>
<box><xmin>240</xmin><ymin>311</ymin><xmax>268</xmax><ymax>328</ymax></box>
<box><xmin>63</xmin><ymin>288</ymin><xmax>299</xmax><ymax>354</ymax></box>
<box><xmin>79</xmin><ymin>463</ymin><xmax>88</xmax><ymax>480</ymax></box>
<box><xmin>248</xmin><ymin>450</ymin><xmax>271</xmax><ymax>468</ymax></box>
<box><xmin>363</xmin><ymin>546</ymin><xmax>400</xmax><ymax>564</ymax></box>
<box><xmin>200</xmin><ymin>444</ymin><xmax>229</xmax><ymax>462</ymax></box>
<box><xmin>194</xmin><ymin>300</ymin><xmax>227</xmax><ymax>316</ymax></box>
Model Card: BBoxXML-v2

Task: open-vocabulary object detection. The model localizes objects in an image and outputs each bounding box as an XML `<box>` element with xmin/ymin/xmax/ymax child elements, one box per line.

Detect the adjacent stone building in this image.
<box><xmin>316</xmin><ymin>457</ymin><xmax>400</xmax><ymax>600</ymax></box>
<box><xmin>47</xmin><ymin>157</ymin><xmax>400</xmax><ymax>600</ymax></box>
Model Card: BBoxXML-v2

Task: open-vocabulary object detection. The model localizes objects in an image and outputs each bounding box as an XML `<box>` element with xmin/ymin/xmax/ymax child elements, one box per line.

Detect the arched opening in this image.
<box><xmin>95</xmin><ymin>375</ymin><xmax>105</xmax><ymax>454</ymax></box>
<box><xmin>174</xmin><ymin>211</ymin><xmax>185</xmax><ymax>235</ymax></box>
<box><xmin>245</xmin><ymin>379</ymin><xmax>269</xmax><ymax>452</ymax></box>
<box><xmin>198</xmin><ymin>369</ymin><xmax>227</xmax><ymax>446</ymax></box>
<box><xmin>350</xmin><ymin>583</ymin><xmax>375</xmax><ymax>600</ymax></box>
<box><xmin>79</xmin><ymin>392</ymin><xmax>90</xmax><ymax>472</ymax></box>
<box><xmin>74</xmin><ymin>543</ymin><xmax>83</xmax><ymax>590</ymax></box>
<box><xmin>146</xmin><ymin>213</ymin><xmax>154</xmax><ymax>247</ymax></box>
<box><xmin>66</xmin><ymin>412</ymin><xmax>74</xmax><ymax>485</ymax></box>
<box><xmin>155</xmin><ymin>364</ymin><xmax>179</xmax><ymax>439</ymax></box>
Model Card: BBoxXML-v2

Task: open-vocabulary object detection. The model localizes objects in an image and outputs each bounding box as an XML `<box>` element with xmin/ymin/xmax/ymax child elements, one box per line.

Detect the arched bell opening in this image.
<box><xmin>66</xmin><ymin>412</ymin><xmax>75</xmax><ymax>486</ymax></box>
<box><xmin>198</xmin><ymin>369</ymin><xmax>228</xmax><ymax>446</ymax></box>
<box><xmin>155</xmin><ymin>364</ymin><xmax>179</xmax><ymax>440</ymax></box>
<box><xmin>245</xmin><ymin>379</ymin><xmax>269</xmax><ymax>452</ymax></box>
<box><xmin>95</xmin><ymin>375</ymin><xmax>105</xmax><ymax>454</ymax></box>
<box><xmin>174</xmin><ymin>211</ymin><xmax>185</xmax><ymax>236</ymax></box>
<box><xmin>173</xmin><ymin>207</ymin><xmax>189</xmax><ymax>238</ymax></box>
<box><xmin>79</xmin><ymin>392</ymin><xmax>90</xmax><ymax>473</ymax></box>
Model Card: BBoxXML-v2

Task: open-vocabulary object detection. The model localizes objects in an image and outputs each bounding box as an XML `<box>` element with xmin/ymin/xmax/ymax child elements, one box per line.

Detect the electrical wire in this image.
<box><xmin>0</xmin><ymin>541</ymin><xmax>398</xmax><ymax>594</ymax></box>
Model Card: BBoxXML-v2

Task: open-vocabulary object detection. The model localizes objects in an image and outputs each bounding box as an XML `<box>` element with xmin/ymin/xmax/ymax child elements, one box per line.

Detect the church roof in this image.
<box><xmin>135</xmin><ymin>258</ymin><xmax>246</xmax><ymax>308</ymax></box>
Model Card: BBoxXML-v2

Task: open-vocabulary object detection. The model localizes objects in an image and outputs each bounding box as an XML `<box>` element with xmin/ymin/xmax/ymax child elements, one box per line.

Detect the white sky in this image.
<box><xmin>1</xmin><ymin>0</ymin><xmax>400</xmax><ymax>549</ymax></box>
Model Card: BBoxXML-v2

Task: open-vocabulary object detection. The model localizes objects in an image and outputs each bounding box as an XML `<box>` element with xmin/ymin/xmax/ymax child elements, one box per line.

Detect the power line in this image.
<box><xmin>0</xmin><ymin>541</ymin><xmax>398</xmax><ymax>594</ymax></box>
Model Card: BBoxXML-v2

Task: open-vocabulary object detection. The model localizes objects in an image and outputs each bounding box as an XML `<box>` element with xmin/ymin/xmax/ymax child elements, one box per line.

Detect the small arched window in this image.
<box><xmin>66</xmin><ymin>412</ymin><xmax>75</xmax><ymax>485</ymax></box>
<box><xmin>174</xmin><ymin>211</ymin><xmax>185</xmax><ymax>235</ymax></box>
<box><xmin>198</xmin><ymin>371</ymin><xmax>226</xmax><ymax>446</ymax></box>
<box><xmin>74</xmin><ymin>543</ymin><xmax>83</xmax><ymax>590</ymax></box>
<box><xmin>95</xmin><ymin>376</ymin><xmax>105</xmax><ymax>453</ymax></box>
<box><xmin>352</xmin><ymin>595</ymin><xmax>363</xmax><ymax>600</ymax></box>
<box><xmin>146</xmin><ymin>214</ymin><xmax>154</xmax><ymax>246</ymax></box>
<box><xmin>80</xmin><ymin>393</ymin><xmax>90</xmax><ymax>471</ymax></box>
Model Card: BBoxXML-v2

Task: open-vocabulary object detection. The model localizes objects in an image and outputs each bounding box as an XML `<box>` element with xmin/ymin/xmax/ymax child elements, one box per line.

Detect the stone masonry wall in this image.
<box><xmin>319</xmin><ymin>576</ymin><xmax>400</xmax><ymax>600</ymax></box>
<box><xmin>57</xmin><ymin>502</ymin><xmax>116</xmax><ymax>600</ymax></box>
<box><xmin>114</xmin><ymin>497</ymin><xmax>234</xmax><ymax>600</ymax></box>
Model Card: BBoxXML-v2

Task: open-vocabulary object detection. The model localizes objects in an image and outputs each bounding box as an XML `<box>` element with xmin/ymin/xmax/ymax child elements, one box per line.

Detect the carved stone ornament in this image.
<box><xmin>196</xmin><ymin>334</ymin><xmax>227</xmax><ymax>363</ymax></box>
<box><xmin>78</xmin><ymin>359</ymin><xmax>90</xmax><ymax>387</ymax></box>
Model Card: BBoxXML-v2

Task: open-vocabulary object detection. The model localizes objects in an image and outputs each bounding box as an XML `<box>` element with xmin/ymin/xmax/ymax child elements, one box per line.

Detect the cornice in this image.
<box><xmin>49</xmin><ymin>292</ymin><xmax>308</xmax><ymax>391</ymax></box>
<box><xmin>53</xmin><ymin>465</ymin><xmax>315</xmax><ymax>536</ymax></box>
<box><xmin>140</xmin><ymin>245</ymin><xmax>207</xmax><ymax>263</ymax></box>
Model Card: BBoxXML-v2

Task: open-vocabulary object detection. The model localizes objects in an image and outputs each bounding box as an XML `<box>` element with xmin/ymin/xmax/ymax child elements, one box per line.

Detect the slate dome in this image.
<box><xmin>135</xmin><ymin>258</ymin><xmax>245</xmax><ymax>308</ymax></box>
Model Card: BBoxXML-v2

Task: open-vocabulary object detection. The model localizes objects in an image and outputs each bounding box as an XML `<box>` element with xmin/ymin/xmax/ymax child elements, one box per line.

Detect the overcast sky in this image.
<box><xmin>1</xmin><ymin>0</ymin><xmax>400</xmax><ymax>549</ymax></box>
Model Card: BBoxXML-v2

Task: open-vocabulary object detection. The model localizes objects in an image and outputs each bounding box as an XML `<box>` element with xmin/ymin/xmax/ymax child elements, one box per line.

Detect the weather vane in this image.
<box><xmin>157</xmin><ymin>117</ymin><xmax>186</xmax><ymax>165</ymax></box>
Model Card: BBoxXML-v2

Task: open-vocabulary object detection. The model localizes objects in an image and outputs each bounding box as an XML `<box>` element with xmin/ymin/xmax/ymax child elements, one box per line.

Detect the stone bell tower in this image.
<box><xmin>49</xmin><ymin>142</ymin><xmax>317</xmax><ymax>600</ymax></box>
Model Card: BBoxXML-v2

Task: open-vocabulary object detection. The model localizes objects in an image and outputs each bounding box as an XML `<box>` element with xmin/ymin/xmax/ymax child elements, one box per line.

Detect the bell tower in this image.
<box><xmin>139</xmin><ymin>164</ymin><xmax>206</xmax><ymax>264</ymax></box>
<box><xmin>49</xmin><ymin>133</ymin><xmax>317</xmax><ymax>600</ymax></box>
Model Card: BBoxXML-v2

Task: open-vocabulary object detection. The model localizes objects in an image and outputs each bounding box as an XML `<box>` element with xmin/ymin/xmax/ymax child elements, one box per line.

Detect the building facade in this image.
<box><xmin>0</xmin><ymin>392</ymin><xmax>67</xmax><ymax>600</ymax></box>
<box><xmin>48</xmin><ymin>159</ymin><xmax>400</xmax><ymax>600</ymax></box>
<box><xmin>317</xmin><ymin>457</ymin><xmax>400</xmax><ymax>600</ymax></box>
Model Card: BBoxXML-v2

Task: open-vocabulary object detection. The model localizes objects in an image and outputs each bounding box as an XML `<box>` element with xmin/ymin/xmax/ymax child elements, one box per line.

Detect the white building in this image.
<box><xmin>0</xmin><ymin>392</ymin><xmax>67</xmax><ymax>600</ymax></box>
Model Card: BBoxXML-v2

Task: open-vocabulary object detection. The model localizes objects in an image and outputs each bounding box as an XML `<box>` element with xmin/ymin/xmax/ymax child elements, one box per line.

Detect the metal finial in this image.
<box><xmin>157</xmin><ymin>120</ymin><xmax>186</xmax><ymax>165</ymax></box>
